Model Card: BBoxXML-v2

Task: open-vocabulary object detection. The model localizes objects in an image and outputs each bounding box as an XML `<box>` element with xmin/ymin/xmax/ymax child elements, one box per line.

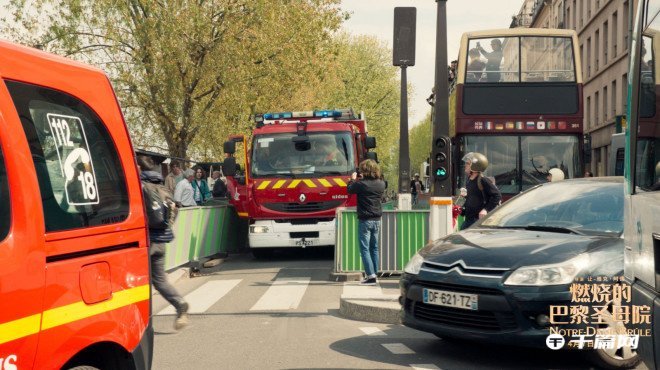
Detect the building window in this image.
<box><xmin>595</xmin><ymin>30</ymin><xmax>600</xmax><ymax>72</ymax></box>
<box><xmin>587</xmin><ymin>37</ymin><xmax>592</xmax><ymax>77</ymax></box>
<box><xmin>604</xmin><ymin>86</ymin><xmax>608</xmax><ymax>120</ymax></box>
<box><xmin>595</xmin><ymin>91</ymin><xmax>600</xmax><ymax>125</ymax></box>
<box><xmin>612</xmin><ymin>80</ymin><xmax>617</xmax><ymax>116</ymax></box>
<box><xmin>573</xmin><ymin>0</ymin><xmax>577</xmax><ymax>30</ymax></box>
<box><xmin>612</xmin><ymin>12</ymin><xmax>618</xmax><ymax>58</ymax></box>
<box><xmin>604</xmin><ymin>21</ymin><xmax>609</xmax><ymax>65</ymax></box>
<box><xmin>580</xmin><ymin>44</ymin><xmax>585</xmax><ymax>80</ymax></box>
<box><xmin>587</xmin><ymin>0</ymin><xmax>591</xmax><ymax>19</ymax></box>
<box><xmin>622</xmin><ymin>73</ymin><xmax>628</xmax><ymax>111</ymax></box>
<box><xmin>624</xmin><ymin>1</ymin><xmax>629</xmax><ymax>49</ymax></box>
<box><xmin>567</xmin><ymin>7</ymin><xmax>571</xmax><ymax>29</ymax></box>
<box><xmin>587</xmin><ymin>96</ymin><xmax>592</xmax><ymax>128</ymax></box>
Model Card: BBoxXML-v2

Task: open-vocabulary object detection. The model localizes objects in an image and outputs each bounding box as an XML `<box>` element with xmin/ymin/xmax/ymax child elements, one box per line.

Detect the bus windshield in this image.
<box><xmin>466</xmin><ymin>36</ymin><xmax>576</xmax><ymax>83</ymax></box>
<box><xmin>461</xmin><ymin>135</ymin><xmax>580</xmax><ymax>194</ymax></box>
<box><xmin>251</xmin><ymin>132</ymin><xmax>355</xmax><ymax>178</ymax></box>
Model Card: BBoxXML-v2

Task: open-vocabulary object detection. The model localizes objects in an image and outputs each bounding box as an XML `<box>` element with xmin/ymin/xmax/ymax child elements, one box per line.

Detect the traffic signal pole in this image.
<box><xmin>429</xmin><ymin>0</ymin><xmax>453</xmax><ymax>241</ymax></box>
<box><xmin>392</xmin><ymin>7</ymin><xmax>416</xmax><ymax>210</ymax></box>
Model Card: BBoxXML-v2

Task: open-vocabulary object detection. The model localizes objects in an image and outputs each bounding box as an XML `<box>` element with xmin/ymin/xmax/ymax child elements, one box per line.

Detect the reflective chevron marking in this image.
<box><xmin>272</xmin><ymin>180</ymin><xmax>287</xmax><ymax>189</ymax></box>
<box><xmin>303</xmin><ymin>179</ymin><xmax>317</xmax><ymax>188</ymax></box>
<box><xmin>287</xmin><ymin>180</ymin><xmax>302</xmax><ymax>189</ymax></box>
<box><xmin>334</xmin><ymin>178</ymin><xmax>347</xmax><ymax>187</ymax></box>
<box><xmin>257</xmin><ymin>180</ymin><xmax>271</xmax><ymax>190</ymax></box>
<box><xmin>254</xmin><ymin>178</ymin><xmax>349</xmax><ymax>190</ymax></box>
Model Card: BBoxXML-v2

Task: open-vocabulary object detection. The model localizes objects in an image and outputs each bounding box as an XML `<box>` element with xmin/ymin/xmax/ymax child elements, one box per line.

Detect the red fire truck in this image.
<box><xmin>222</xmin><ymin>109</ymin><xmax>377</xmax><ymax>258</ymax></box>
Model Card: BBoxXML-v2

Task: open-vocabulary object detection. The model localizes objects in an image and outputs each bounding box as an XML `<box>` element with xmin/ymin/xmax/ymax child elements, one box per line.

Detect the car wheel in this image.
<box><xmin>586</xmin><ymin>297</ymin><xmax>641</xmax><ymax>369</ymax></box>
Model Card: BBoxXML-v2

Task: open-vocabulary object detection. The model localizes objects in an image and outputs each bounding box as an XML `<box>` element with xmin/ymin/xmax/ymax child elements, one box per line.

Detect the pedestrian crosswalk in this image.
<box><xmin>154</xmin><ymin>276</ymin><xmax>315</xmax><ymax>316</ymax></box>
<box><xmin>250</xmin><ymin>277</ymin><xmax>311</xmax><ymax>311</ymax></box>
<box><xmin>153</xmin><ymin>269</ymin><xmax>442</xmax><ymax>370</ymax></box>
<box><xmin>157</xmin><ymin>280</ymin><xmax>241</xmax><ymax>315</ymax></box>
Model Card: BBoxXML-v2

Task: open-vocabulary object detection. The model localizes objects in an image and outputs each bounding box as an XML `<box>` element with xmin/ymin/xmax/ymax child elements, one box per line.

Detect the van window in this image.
<box><xmin>6</xmin><ymin>80</ymin><xmax>129</xmax><ymax>232</ymax></box>
<box><xmin>0</xmin><ymin>144</ymin><xmax>9</xmax><ymax>241</ymax></box>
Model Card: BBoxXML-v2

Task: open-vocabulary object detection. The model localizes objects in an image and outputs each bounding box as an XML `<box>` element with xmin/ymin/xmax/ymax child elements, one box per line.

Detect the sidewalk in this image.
<box><xmin>339</xmin><ymin>276</ymin><xmax>402</xmax><ymax>324</ymax></box>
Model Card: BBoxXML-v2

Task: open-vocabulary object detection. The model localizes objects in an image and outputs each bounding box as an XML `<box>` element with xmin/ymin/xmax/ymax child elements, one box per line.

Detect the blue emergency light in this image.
<box><xmin>313</xmin><ymin>110</ymin><xmax>342</xmax><ymax>118</ymax></box>
<box><xmin>257</xmin><ymin>109</ymin><xmax>354</xmax><ymax>124</ymax></box>
<box><xmin>263</xmin><ymin>112</ymin><xmax>293</xmax><ymax>120</ymax></box>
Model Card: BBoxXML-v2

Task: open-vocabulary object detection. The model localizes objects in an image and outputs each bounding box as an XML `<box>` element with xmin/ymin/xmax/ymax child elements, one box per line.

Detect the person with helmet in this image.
<box><xmin>547</xmin><ymin>168</ymin><xmax>565</xmax><ymax>182</ymax></box>
<box><xmin>461</xmin><ymin>152</ymin><xmax>502</xmax><ymax>230</ymax></box>
<box><xmin>410</xmin><ymin>173</ymin><xmax>425</xmax><ymax>205</ymax></box>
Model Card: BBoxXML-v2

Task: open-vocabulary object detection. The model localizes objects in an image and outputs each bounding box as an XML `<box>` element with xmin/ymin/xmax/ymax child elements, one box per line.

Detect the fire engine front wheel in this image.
<box><xmin>252</xmin><ymin>248</ymin><xmax>274</xmax><ymax>259</ymax></box>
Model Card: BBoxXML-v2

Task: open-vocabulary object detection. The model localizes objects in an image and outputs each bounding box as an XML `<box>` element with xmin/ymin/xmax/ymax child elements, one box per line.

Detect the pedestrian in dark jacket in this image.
<box><xmin>460</xmin><ymin>152</ymin><xmax>501</xmax><ymax>230</ymax></box>
<box><xmin>137</xmin><ymin>155</ymin><xmax>189</xmax><ymax>331</ymax></box>
<box><xmin>347</xmin><ymin>159</ymin><xmax>386</xmax><ymax>285</ymax></box>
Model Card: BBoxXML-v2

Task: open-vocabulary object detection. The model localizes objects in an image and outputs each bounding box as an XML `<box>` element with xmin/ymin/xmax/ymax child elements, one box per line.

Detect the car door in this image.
<box><xmin>0</xmin><ymin>80</ymin><xmax>46</xmax><ymax>370</ymax></box>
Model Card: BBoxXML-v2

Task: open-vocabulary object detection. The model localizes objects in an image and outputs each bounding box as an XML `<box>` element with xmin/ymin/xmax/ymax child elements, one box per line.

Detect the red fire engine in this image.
<box><xmin>222</xmin><ymin>109</ymin><xmax>377</xmax><ymax>258</ymax></box>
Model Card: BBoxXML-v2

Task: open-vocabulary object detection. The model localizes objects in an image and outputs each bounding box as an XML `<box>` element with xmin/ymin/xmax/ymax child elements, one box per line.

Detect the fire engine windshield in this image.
<box><xmin>251</xmin><ymin>132</ymin><xmax>355</xmax><ymax>177</ymax></box>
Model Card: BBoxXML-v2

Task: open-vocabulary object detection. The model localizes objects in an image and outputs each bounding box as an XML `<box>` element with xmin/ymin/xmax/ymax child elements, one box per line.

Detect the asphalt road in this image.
<box><xmin>151</xmin><ymin>249</ymin><xmax>648</xmax><ymax>370</ymax></box>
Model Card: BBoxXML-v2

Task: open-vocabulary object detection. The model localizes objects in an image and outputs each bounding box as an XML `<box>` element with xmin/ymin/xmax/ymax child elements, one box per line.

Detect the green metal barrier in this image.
<box><xmin>334</xmin><ymin>208</ymin><xmax>430</xmax><ymax>273</ymax></box>
<box><xmin>164</xmin><ymin>204</ymin><xmax>248</xmax><ymax>270</ymax></box>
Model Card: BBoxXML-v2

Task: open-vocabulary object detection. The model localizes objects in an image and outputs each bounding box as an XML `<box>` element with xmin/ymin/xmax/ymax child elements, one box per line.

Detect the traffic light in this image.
<box><xmin>432</xmin><ymin>136</ymin><xmax>451</xmax><ymax>195</ymax></box>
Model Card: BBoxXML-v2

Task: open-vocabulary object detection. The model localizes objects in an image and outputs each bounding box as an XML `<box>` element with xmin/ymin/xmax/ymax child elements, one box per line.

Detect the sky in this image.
<box><xmin>340</xmin><ymin>0</ymin><xmax>524</xmax><ymax>126</ymax></box>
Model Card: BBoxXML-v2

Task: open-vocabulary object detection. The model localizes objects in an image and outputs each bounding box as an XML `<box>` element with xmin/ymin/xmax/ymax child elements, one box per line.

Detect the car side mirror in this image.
<box><xmin>224</xmin><ymin>141</ymin><xmax>236</xmax><ymax>154</ymax></box>
<box><xmin>365</xmin><ymin>136</ymin><xmax>376</xmax><ymax>149</ymax></box>
<box><xmin>366</xmin><ymin>152</ymin><xmax>378</xmax><ymax>162</ymax></box>
<box><xmin>223</xmin><ymin>157</ymin><xmax>237</xmax><ymax>177</ymax></box>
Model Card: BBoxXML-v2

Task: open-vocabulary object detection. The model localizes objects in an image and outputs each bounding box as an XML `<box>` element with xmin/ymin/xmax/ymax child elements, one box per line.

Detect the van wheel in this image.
<box><xmin>67</xmin><ymin>367</ymin><xmax>100</xmax><ymax>370</ymax></box>
<box><xmin>585</xmin><ymin>297</ymin><xmax>641</xmax><ymax>369</ymax></box>
<box><xmin>252</xmin><ymin>248</ymin><xmax>274</xmax><ymax>259</ymax></box>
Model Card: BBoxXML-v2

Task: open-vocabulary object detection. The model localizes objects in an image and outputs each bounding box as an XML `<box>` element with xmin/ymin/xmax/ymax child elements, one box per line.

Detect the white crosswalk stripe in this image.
<box><xmin>382</xmin><ymin>343</ymin><xmax>415</xmax><ymax>354</ymax></box>
<box><xmin>410</xmin><ymin>364</ymin><xmax>441</xmax><ymax>370</ymax></box>
<box><xmin>250</xmin><ymin>277</ymin><xmax>311</xmax><ymax>311</ymax></box>
<box><xmin>157</xmin><ymin>279</ymin><xmax>241</xmax><ymax>315</ymax></box>
<box><xmin>359</xmin><ymin>327</ymin><xmax>387</xmax><ymax>336</ymax></box>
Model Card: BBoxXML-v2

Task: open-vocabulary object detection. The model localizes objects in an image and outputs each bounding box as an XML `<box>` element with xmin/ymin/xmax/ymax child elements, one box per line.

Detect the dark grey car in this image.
<box><xmin>400</xmin><ymin>178</ymin><xmax>640</xmax><ymax>369</ymax></box>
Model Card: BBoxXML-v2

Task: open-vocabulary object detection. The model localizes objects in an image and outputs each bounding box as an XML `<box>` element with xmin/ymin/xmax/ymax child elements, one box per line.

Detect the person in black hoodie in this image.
<box><xmin>137</xmin><ymin>155</ymin><xmax>189</xmax><ymax>331</ymax></box>
<box><xmin>460</xmin><ymin>152</ymin><xmax>501</xmax><ymax>230</ymax></box>
<box><xmin>347</xmin><ymin>159</ymin><xmax>386</xmax><ymax>285</ymax></box>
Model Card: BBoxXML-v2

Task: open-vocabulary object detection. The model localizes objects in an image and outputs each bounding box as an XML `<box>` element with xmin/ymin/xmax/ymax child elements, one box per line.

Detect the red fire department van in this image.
<box><xmin>222</xmin><ymin>109</ymin><xmax>377</xmax><ymax>258</ymax></box>
<box><xmin>0</xmin><ymin>40</ymin><xmax>152</xmax><ymax>369</ymax></box>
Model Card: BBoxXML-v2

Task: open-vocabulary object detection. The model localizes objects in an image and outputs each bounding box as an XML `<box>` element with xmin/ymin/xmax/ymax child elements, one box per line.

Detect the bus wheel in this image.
<box><xmin>252</xmin><ymin>248</ymin><xmax>274</xmax><ymax>259</ymax></box>
<box><xmin>585</xmin><ymin>297</ymin><xmax>641</xmax><ymax>369</ymax></box>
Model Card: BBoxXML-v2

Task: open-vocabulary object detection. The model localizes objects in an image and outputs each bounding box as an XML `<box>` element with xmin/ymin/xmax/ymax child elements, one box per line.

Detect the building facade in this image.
<box><xmin>514</xmin><ymin>0</ymin><xmax>637</xmax><ymax>176</ymax></box>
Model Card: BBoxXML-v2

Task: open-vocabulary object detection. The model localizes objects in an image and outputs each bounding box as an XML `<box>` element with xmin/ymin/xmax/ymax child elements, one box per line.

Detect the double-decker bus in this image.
<box><xmin>450</xmin><ymin>28</ymin><xmax>584</xmax><ymax>198</ymax></box>
<box><xmin>624</xmin><ymin>1</ymin><xmax>660</xmax><ymax>369</ymax></box>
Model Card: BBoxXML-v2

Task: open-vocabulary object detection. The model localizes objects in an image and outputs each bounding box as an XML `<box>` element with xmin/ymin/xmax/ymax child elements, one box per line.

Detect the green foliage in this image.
<box><xmin>1</xmin><ymin>1</ymin><xmax>403</xmax><ymax>186</ymax></box>
<box><xmin>2</xmin><ymin>0</ymin><xmax>344</xmax><ymax>160</ymax></box>
<box><xmin>409</xmin><ymin>111</ymin><xmax>432</xmax><ymax>176</ymax></box>
<box><xmin>320</xmin><ymin>34</ymin><xmax>401</xmax><ymax>187</ymax></box>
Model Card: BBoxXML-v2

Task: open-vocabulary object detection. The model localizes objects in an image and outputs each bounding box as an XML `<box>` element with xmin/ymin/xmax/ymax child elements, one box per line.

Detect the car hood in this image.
<box><xmin>420</xmin><ymin>228</ymin><xmax>622</xmax><ymax>271</ymax></box>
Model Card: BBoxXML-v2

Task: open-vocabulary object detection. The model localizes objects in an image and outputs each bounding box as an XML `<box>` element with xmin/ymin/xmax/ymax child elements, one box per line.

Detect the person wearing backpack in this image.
<box><xmin>137</xmin><ymin>155</ymin><xmax>189</xmax><ymax>331</ymax></box>
<box><xmin>460</xmin><ymin>152</ymin><xmax>501</xmax><ymax>230</ymax></box>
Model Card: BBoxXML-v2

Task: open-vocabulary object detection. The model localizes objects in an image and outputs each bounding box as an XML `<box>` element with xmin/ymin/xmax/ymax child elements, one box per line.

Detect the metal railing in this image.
<box><xmin>164</xmin><ymin>203</ymin><xmax>248</xmax><ymax>270</ymax></box>
<box><xmin>334</xmin><ymin>207</ymin><xmax>430</xmax><ymax>274</ymax></box>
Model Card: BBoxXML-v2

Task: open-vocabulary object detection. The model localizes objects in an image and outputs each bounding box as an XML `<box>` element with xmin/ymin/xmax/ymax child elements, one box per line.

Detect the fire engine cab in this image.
<box><xmin>222</xmin><ymin>109</ymin><xmax>377</xmax><ymax>258</ymax></box>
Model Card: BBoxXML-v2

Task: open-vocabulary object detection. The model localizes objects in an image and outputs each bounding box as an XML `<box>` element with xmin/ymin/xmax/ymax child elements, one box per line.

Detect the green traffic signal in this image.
<box><xmin>435</xmin><ymin>167</ymin><xmax>447</xmax><ymax>177</ymax></box>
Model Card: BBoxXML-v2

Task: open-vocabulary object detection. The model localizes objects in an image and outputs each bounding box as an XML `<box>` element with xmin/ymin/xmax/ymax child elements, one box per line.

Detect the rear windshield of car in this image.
<box><xmin>481</xmin><ymin>180</ymin><xmax>623</xmax><ymax>235</ymax></box>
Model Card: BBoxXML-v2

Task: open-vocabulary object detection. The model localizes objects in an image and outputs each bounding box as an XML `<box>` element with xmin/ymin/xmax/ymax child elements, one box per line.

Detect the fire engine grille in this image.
<box><xmin>263</xmin><ymin>201</ymin><xmax>342</xmax><ymax>213</ymax></box>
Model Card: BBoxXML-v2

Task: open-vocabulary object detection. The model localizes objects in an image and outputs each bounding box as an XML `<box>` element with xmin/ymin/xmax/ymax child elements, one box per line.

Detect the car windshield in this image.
<box><xmin>480</xmin><ymin>180</ymin><xmax>623</xmax><ymax>236</ymax></box>
<box><xmin>251</xmin><ymin>132</ymin><xmax>355</xmax><ymax>178</ymax></box>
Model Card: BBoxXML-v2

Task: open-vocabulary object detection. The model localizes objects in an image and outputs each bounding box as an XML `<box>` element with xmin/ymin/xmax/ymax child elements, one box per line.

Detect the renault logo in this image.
<box><xmin>299</xmin><ymin>194</ymin><xmax>306</xmax><ymax>203</ymax></box>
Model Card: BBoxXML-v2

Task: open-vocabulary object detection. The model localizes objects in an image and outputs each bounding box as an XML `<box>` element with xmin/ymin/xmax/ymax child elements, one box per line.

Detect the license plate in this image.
<box><xmin>295</xmin><ymin>239</ymin><xmax>313</xmax><ymax>247</ymax></box>
<box><xmin>423</xmin><ymin>288</ymin><xmax>478</xmax><ymax>310</ymax></box>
